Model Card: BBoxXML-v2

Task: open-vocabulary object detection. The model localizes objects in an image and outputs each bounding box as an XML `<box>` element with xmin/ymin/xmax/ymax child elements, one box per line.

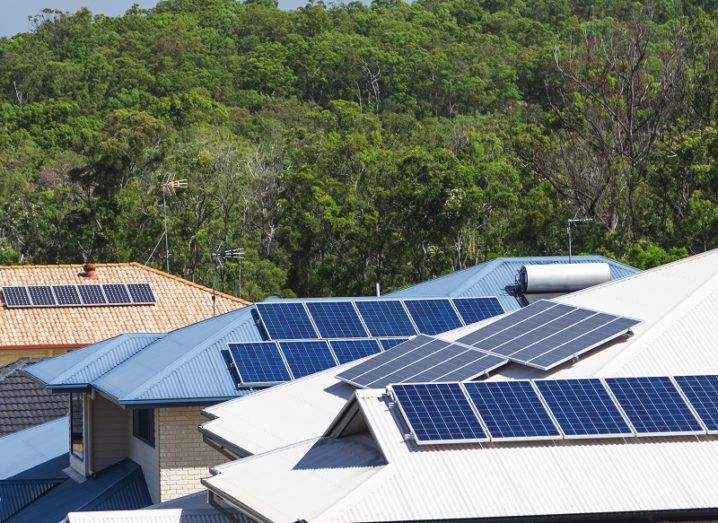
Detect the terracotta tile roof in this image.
<box><xmin>0</xmin><ymin>263</ymin><xmax>249</xmax><ymax>349</ymax></box>
<box><xmin>0</xmin><ymin>359</ymin><xmax>68</xmax><ymax>436</ymax></box>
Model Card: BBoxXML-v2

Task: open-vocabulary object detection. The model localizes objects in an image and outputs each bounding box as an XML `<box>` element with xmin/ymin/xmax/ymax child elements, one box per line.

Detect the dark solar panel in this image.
<box><xmin>127</xmin><ymin>283</ymin><xmax>156</xmax><ymax>304</ymax></box>
<box><xmin>256</xmin><ymin>303</ymin><xmax>318</xmax><ymax>340</ymax></box>
<box><xmin>355</xmin><ymin>301</ymin><xmax>417</xmax><ymax>337</ymax></box>
<box><xmin>329</xmin><ymin>339</ymin><xmax>381</xmax><ymax>364</ymax></box>
<box><xmin>605</xmin><ymin>377</ymin><xmax>704</xmax><ymax>435</ymax></box>
<box><xmin>3</xmin><ymin>286</ymin><xmax>31</xmax><ymax>308</ymax></box>
<box><xmin>78</xmin><ymin>285</ymin><xmax>107</xmax><ymax>305</ymax></box>
<box><xmin>675</xmin><ymin>375</ymin><xmax>718</xmax><ymax>433</ymax></box>
<box><xmin>305</xmin><ymin>302</ymin><xmax>368</xmax><ymax>338</ymax></box>
<box><xmin>228</xmin><ymin>342</ymin><xmax>292</xmax><ymax>385</ymax></box>
<box><xmin>456</xmin><ymin>300</ymin><xmax>557</xmax><ymax>346</ymax></box>
<box><xmin>102</xmin><ymin>284</ymin><xmax>132</xmax><ymax>304</ymax></box>
<box><xmin>53</xmin><ymin>285</ymin><xmax>82</xmax><ymax>306</ymax></box>
<box><xmin>404</xmin><ymin>299</ymin><xmax>463</xmax><ymax>335</ymax></box>
<box><xmin>535</xmin><ymin>379</ymin><xmax>633</xmax><ymax>438</ymax></box>
<box><xmin>452</xmin><ymin>297</ymin><xmax>504</xmax><ymax>324</ymax></box>
<box><xmin>278</xmin><ymin>340</ymin><xmax>337</xmax><ymax>378</ymax></box>
<box><xmin>379</xmin><ymin>338</ymin><xmax>409</xmax><ymax>350</ymax></box>
<box><xmin>464</xmin><ymin>381</ymin><xmax>561</xmax><ymax>440</ymax></box>
<box><xmin>27</xmin><ymin>286</ymin><xmax>57</xmax><ymax>306</ymax></box>
<box><xmin>392</xmin><ymin>383</ymin><xmax>488</xmax><ymax>443</ymax></box>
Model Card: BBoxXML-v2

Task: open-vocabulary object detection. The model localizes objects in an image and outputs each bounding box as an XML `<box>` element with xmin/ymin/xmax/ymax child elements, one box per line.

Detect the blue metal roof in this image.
<box><xmin>25</xmin><ymin>256</ymin><xmax>638</xmax><ymax>406</ymax></box>
<box><xmin>0</xmin><ymin>417</ymin><xmax>68</xmax><ymax>480</ymax></box>
<box><xmin>388</xmin><ymin>256</ymin><xmax>638</xmax><ymax>311</ymax></box>
<box><xmin>0</xmin><ymin>479</ymin><xmax>62</xmax><ymax>521</ymax></box>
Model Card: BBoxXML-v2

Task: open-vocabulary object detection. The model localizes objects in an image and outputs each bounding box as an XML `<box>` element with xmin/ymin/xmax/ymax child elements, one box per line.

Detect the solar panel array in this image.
<box><xmin>456</xmin><ymin>300</ymin><xmax>640</xmax><ymax>370</ymax></box>
<box><xmin>2</xmin><ymin>283</ymin><xmax>156</xmax><ymax>308</ymax></box>
<box><xmin>391</xmin><ymin>376</ymin><xmax>715</xmax><ymax>444</ymax></box>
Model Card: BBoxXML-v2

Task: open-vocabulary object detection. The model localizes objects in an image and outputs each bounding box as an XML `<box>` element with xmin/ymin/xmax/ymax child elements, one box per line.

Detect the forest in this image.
<box><xmin>0</xmin><ymin>0</ymin><xmax>715</xmax><ymax>300</ymax></box>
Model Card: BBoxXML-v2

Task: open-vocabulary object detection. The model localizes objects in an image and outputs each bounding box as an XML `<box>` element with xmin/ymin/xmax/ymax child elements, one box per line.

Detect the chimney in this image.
<box><xmin>79</xmin><ymin>263</ymin><xmax>97</xmax><ymax>280</ymax></box>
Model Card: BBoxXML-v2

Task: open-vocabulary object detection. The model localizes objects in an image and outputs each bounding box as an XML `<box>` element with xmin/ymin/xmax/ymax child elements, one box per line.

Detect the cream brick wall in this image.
<box><xmin>157</xmin><ymin>407</ymin><xmax>229</xmax><ymax>502</ymax></box>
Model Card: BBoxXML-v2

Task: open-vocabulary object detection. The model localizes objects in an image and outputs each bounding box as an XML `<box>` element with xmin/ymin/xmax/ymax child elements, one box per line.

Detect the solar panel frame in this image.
<box><xmin>392</xmin><ymin>383</ymin><xmax>489</xmax><ymax>444</ymax></box>
<box><xmin>354</xmin><ymin>300</ymin><xmax>417</xmax><ymax>337</ymax></box>
<box><xmin>305</xmin><ymin>301</ymin><xmax>368</xmax><ymax>338</ymax></box>
<box><xmin>77</xmin><ymin>285</ymin><xmax>107</xmax><ymax>305</ymax></box>
<box><xmin>451</xmin><ymin>297</ymin><xmax>504</xmax><ymax>325</ymax></box>
<box><xmin>534</xmin><ymin>378</ymin><xmax>635</xmax><ymax>439</ymax></box>
<box><xmin>126</xmin><ymin>283</ymin><xmax>156</xmax><ymax>304</ymax></box>
<box><xmin>53</xmin><ymin>285</ymin><xmax>82</xmax><ymax>306</ymax></box>
<box><xmin>2</xmin><ymin>286</ymin><xmax>31</xmax><ymax>308</ymax></box>
<box><xmin>404</xmin><ymin>298</ymin><xmax>464</xmax><ymax>335</ymax></box>
<box><xmin>27</xmin><ymin>285</ymin><xmax>57</xmax><ymax>307</ymax></box>
<box><xmin>604</xmin><ymin>377</ymin><xmax>705</xmax><ymax>436</ymax></box>
<box><xmin>227</xmin><ymin>342</ymin><xmax>293</xmax><ymax>387</ymax></box>
<box><xmin>463</xmin><ymin>381</ymin><xmax>562</xmax><ymax>441</ymax></box>
<box><xmin>329</xmin><ymin>339</ymin><xmax>381</xmax><ymax>364</ymax></box>
<box><xmin>256</xmin><ymin>302</ymin><xmax>319</xmax><ymax>340</ymax></box>
<box><xmin>102</xmin><ymin>284</ymin><xmax>133</xmax><ymax>305</ymax></box>
<box><xmin>673</xmin><ymin>375</ymin><xmax>718</xmax><ymax>434</ymax></box>
<box><xmin>278</xmin><ymin>340</ymin><xmax>338</xmax><ymax>379</ymax></box>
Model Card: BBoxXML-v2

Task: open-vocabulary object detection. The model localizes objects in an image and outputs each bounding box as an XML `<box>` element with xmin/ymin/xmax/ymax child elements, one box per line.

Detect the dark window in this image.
<box><xmin>70</xmin><ymin>394</ymin><xmax>84</xmax><ymax>460</ymax></box>
<box><xmin>132</xmin><ymin>408</ymin><xmax>155</xmax><ymax>447</ymax></box>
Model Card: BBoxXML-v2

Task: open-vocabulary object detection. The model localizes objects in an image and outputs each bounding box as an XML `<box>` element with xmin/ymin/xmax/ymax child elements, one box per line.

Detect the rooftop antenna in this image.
<box><xmin>211</xmin><ymin>243</ymin><xmax>244</xmax><ymax>316</ymax></box>
<box><xmin>567</xmin><ymin>217</ymin><xmax>593</xmax><ymax>263</ymax></box>
<box><xmin>147</xmin><ymin>174</ymin><xmax>187</xmax><ymax>270</ymax></box>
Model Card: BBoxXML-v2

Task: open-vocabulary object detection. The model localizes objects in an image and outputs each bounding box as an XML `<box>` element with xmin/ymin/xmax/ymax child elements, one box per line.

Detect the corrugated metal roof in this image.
<box><xmin>0</xmin><ymin>417</ymin><xmax>68</xmax><ymax>480</ymax></box>
<box><xmin>0</xmin><ymin>479</ymin><xmax>62</xmax><ymax>521</ymax></box>
<box><xmin>389</xmin><ymin>255</ymin><xmax>638</xmax><ymax>311</ymax></box>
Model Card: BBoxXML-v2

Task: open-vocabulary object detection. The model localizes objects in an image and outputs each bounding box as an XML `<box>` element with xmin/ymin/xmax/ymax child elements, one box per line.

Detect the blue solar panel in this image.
<box><xmin>404</xmin><ymin>299</ymin><xmax>463</xmax><ymax>335</ymax></box>
<box><xmin>103</xmin><ymin>284</ymin><xmax>132</xmax><ymax>304</ymax></box>
<box><xmin>256</xmin><ymin>303</ymin><xmax>318</xmax><ymax>340</ymax></box>
<box><xmin>452</xmin><ymin>297</ymin><xmax>504</xmax><ymax>324</ymax></box>
<box><xmin>605</xmin><ymin>377</ymin><xmax>703</xmax><ymax>435</ymax></box>
<box><xmin>535</xmin><ymin>379</ymin><xmax>633</xmax><ymax>438</ymax></box>
<box><xmin>464</xmin><ymin>381</ymin><xmax>561</xmax><ymax>440</ymax></box>
<box><xmin>278</xmin><ymin>341</ymin><xmax>336</xmax><ymax>378</ymax></box>
<box><xmin>392</xmin><ymin>383</ymin><xmax>488</xmax><ymax>443</ymax></box>
<box><xmin>379</xmin><ymin>338</ymin><xmax>409</xmax><ymax>350</ymax></box>
<box><xmin>127</xmin><ymin>283</ymin><xmax>156</xmax><ymax>304</ymax></box>
<box><xmin>54</xmin><ymin>285</ymin><xmax>82</xmax><ymax>306</ymax></box>
<box><xmin>305</xmin><ymin>302</ymin><xmax>368</xmax><ymax>338</ymax></box>
<box><xmin>329</xmin><ymin>339</ymin><xmax>381</xmax><ymax>364</ymax></box>
<box><xmin>228</xmin><ymin>342</ymin><xmax>291</xmax><ymax>385</ymax></box>
<box><xmin>674</xmin><ymin>375</ymin><xmax>718</xmax><ymax>432</ymax></box>
<box><xmin>78</xmin><ymin>285</ymin><xmax>106</xmax><ymax>305</ymax></box>
<box><xmin>3</xmin><ymin>286</ymin><xmax>31</xmax><ymax>308</ymax></box>
<box><xmin>355</xmin><ymin>301</ymin><xmax>417</xmax><ymax>337</ymax></box>
<box><xmin>27</xmin><ymin>286</ymin><xmax>57</xmax><ymax>306</ymax></box>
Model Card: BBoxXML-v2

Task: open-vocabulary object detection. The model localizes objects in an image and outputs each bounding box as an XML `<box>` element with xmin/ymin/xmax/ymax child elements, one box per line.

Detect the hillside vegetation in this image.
<box><xmin>1</xmin><ymin>0</ymin><xmax>715</xmax><ymax>299</ymax></box>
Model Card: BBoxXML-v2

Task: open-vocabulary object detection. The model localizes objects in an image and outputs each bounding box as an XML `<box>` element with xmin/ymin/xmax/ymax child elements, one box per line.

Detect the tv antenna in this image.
<box><xmin>210</xmin><ymin>242</ymin><xmax>244</xmax><ymax>316</ymax></box>
<box><xmin>146</xmin><ymin>174</ymin><xmax>187</xmax><ymax>271</ymax></box>
<box><xmin>567</xmin><ymin>217</ymin><xmax>593</xmax><ymax>263</ymax></box>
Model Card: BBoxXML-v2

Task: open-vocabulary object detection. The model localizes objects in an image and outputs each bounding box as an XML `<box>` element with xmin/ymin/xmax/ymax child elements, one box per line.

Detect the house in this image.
<box><xmin>0</xmin><ymin>262</ymin><xmax>249</xmax><ymax>364</ymax></box>
<box><xmin>23</xmin><ymin>255</ymin><xmax>636</xmax><ymax>516</ymax></box>
<box><xmin>198</xmin><ymin>249</ymin><xmax>718</xmax><ymax>522</ymax></box>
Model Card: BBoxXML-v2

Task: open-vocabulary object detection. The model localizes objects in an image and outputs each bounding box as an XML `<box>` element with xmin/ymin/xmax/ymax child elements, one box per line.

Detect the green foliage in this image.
<box><xmin>0</xmin><ymin>0</ymin><xmax>715</xmax><ymax>299</ymax></box>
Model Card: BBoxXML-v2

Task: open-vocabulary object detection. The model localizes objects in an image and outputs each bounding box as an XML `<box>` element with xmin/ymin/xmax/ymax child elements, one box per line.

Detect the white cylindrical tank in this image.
<box><xmin>518</xmin><ymin>263</ymin><xmax>612</xmax><ymax>294</ymax></box>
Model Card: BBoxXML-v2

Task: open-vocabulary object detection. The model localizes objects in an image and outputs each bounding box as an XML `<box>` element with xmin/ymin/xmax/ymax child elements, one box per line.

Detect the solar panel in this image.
<box><xmin>463</xmin><ymin>381</ymin><xmax>561</xmax><ymax>440</ymax></box>
<box><xmin>673</xmin><ymin>375</ymin><xmax>718</xmax><ymax>433</ymax></box>
<box><xmin>256</xmin><ymin>303</ymin><xmax>318</xmax><ymax>340</ymax></box>
<box><xmin>392</xmin><ymin>383</ymin><xmax>488</xmax><ymax>443</ymax></box>
<box><xmin>305</xmin><ymin>302</ymin><xmax>368</xmax><ymax>338</ymax></box>
<box><xmin>355</xmin><ymin>301</ymin><xmax>417</xmax><ymax>337</ymax></box>
<box><xmin>456</xmin><ymin>300</ymin><xmax>557</xmax><ymax>346</ymax></box>
<box><xmin>379</xmin><ymin>338</ymin><xmax>409</xmax><ymax>350</ymax></box>
<box><xmin>404</xmin><ymin>299</ymin><xmax>463</xmax><ymax>335</ymax></box>
<box><xmin>278</xmin><ymin>340</ymin><xmax>337</xmax><ymax>378</ymax></box>
<box><xmin>54</xmin><ymin>285</ymin><xmax>82</xmax><ymax>306</ymax></box>
<box><xmin>127</xmin><ymin>283</ymin><xmax>156</xmax><ymax>304</ymax></box>
<box><xmin>3</xmin><ymin>286</ymin><xmax>31</xmax><ymax>308</ymax></box>
<box><xmin>605</xmin><ymin>377</ymin><xmax>704</xmax><ymax>435</ymax></box>
<box><xmin>228</xmin><ymin>342</ymin><xmax>292</xmax><ymax>386</ymax></box>
<box><xmin>329</xmin><ymin>339</ymin><xmax>381</xmax><ymax>364</ymax></box>
<box><xmin>534</xmin><ymin>379</ymin><xmax>633</xmax><ymax>438</ymax></box>
<box><xmin>27</xmin><ymin>286</ymin><xmax>57</xmax><ymax>306</ymax></box>
<box><xmin>404</xmin><ymin>346</ymin><xmax>507</xmax><ymax>383</ymax></box>
<box><xmin>102</xmin><ymin>284</ymin><xmax>132</xmax><ymax>304</ymax></box>
<box><xmin>78</xmin><ymin>285</ymin><xmax>107</xmax><ymax>305</ymax></box>
<box><xmin>452</xmin><ymin>297</ymin><xmax>504</xmax><ymax>324</ymax></box>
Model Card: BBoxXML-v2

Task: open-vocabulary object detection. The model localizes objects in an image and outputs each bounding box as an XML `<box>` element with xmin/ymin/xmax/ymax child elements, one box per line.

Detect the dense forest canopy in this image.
<box><xmin>0</xmin><ymin>0</ymin><xmax>715</xmax><ymax>300</ymax></box>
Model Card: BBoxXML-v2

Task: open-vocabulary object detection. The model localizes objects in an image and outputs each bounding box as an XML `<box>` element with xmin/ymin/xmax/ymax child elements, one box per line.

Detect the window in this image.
<box><xmin>70</xmin><ymin>394</ymin><xmax>84</xmax><ymax>460</ymax></box>
<box><xmin>133</xmin><ymin>408</ymin><xmax>155</xmax><ymax>447</ymax></box>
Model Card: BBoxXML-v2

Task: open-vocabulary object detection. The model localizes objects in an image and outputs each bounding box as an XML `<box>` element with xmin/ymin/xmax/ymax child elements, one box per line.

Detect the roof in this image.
<box><xmin>0</xmin><ymin>417</ymin><xmax>68</xmax><ymax>480</ymax></box>
<box><xmin>0</xmin><ymin>263</ymin><xmax>248</xmax><ymax>350</ymax></box>
<box><xmin>201</xmin><ymin>249</ymin><xmax>718</xmax><ymax>521</ymax></box>
<box><xmin>0</xmin><ymin>358</ymin><xmax>67</xmax><ymax>435</ymax></box>
<box><xmin>8</xmin><ymin>459</ymin><xmax>152</xmax><ymax>523</ymax></box>
<box><xmin>388</xmin><ymin>255</ymin><xmax>637</xmax><ymax>311</ymax></box>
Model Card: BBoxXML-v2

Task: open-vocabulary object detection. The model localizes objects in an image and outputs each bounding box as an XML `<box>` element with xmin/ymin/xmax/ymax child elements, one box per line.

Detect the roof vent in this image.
<box><xmin>79</xmin><ymin>263</ymin><xmax>97</xmax><ymax>280</ymax></box>
<box><xmin>517</xmin><ymin>262</ymin><xmax>611</xmax><ymax>295</ymax></box>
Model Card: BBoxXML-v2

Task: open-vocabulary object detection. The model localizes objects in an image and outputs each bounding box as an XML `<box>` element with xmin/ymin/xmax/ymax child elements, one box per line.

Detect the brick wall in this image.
<box><xmin>157</xmin><ymin>407</ymin><xmax>229</xmax><ymax>501</ymax></box>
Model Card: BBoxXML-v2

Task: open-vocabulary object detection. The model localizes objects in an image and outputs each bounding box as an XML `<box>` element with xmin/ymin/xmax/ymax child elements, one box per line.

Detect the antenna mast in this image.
<box><xmin>160</xmin><ymin>174</ymin><xmax>187</xmax><ymax>272</ymax></box>
<box><xmin>567</xmin><ymin>217</ymin><xmax>593</xmax><ymax>263</ymax></box>
<box><xmin>211</xmin><ymin>244</ymin><xmax>244</xmax><ymax>316</ymax></box>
